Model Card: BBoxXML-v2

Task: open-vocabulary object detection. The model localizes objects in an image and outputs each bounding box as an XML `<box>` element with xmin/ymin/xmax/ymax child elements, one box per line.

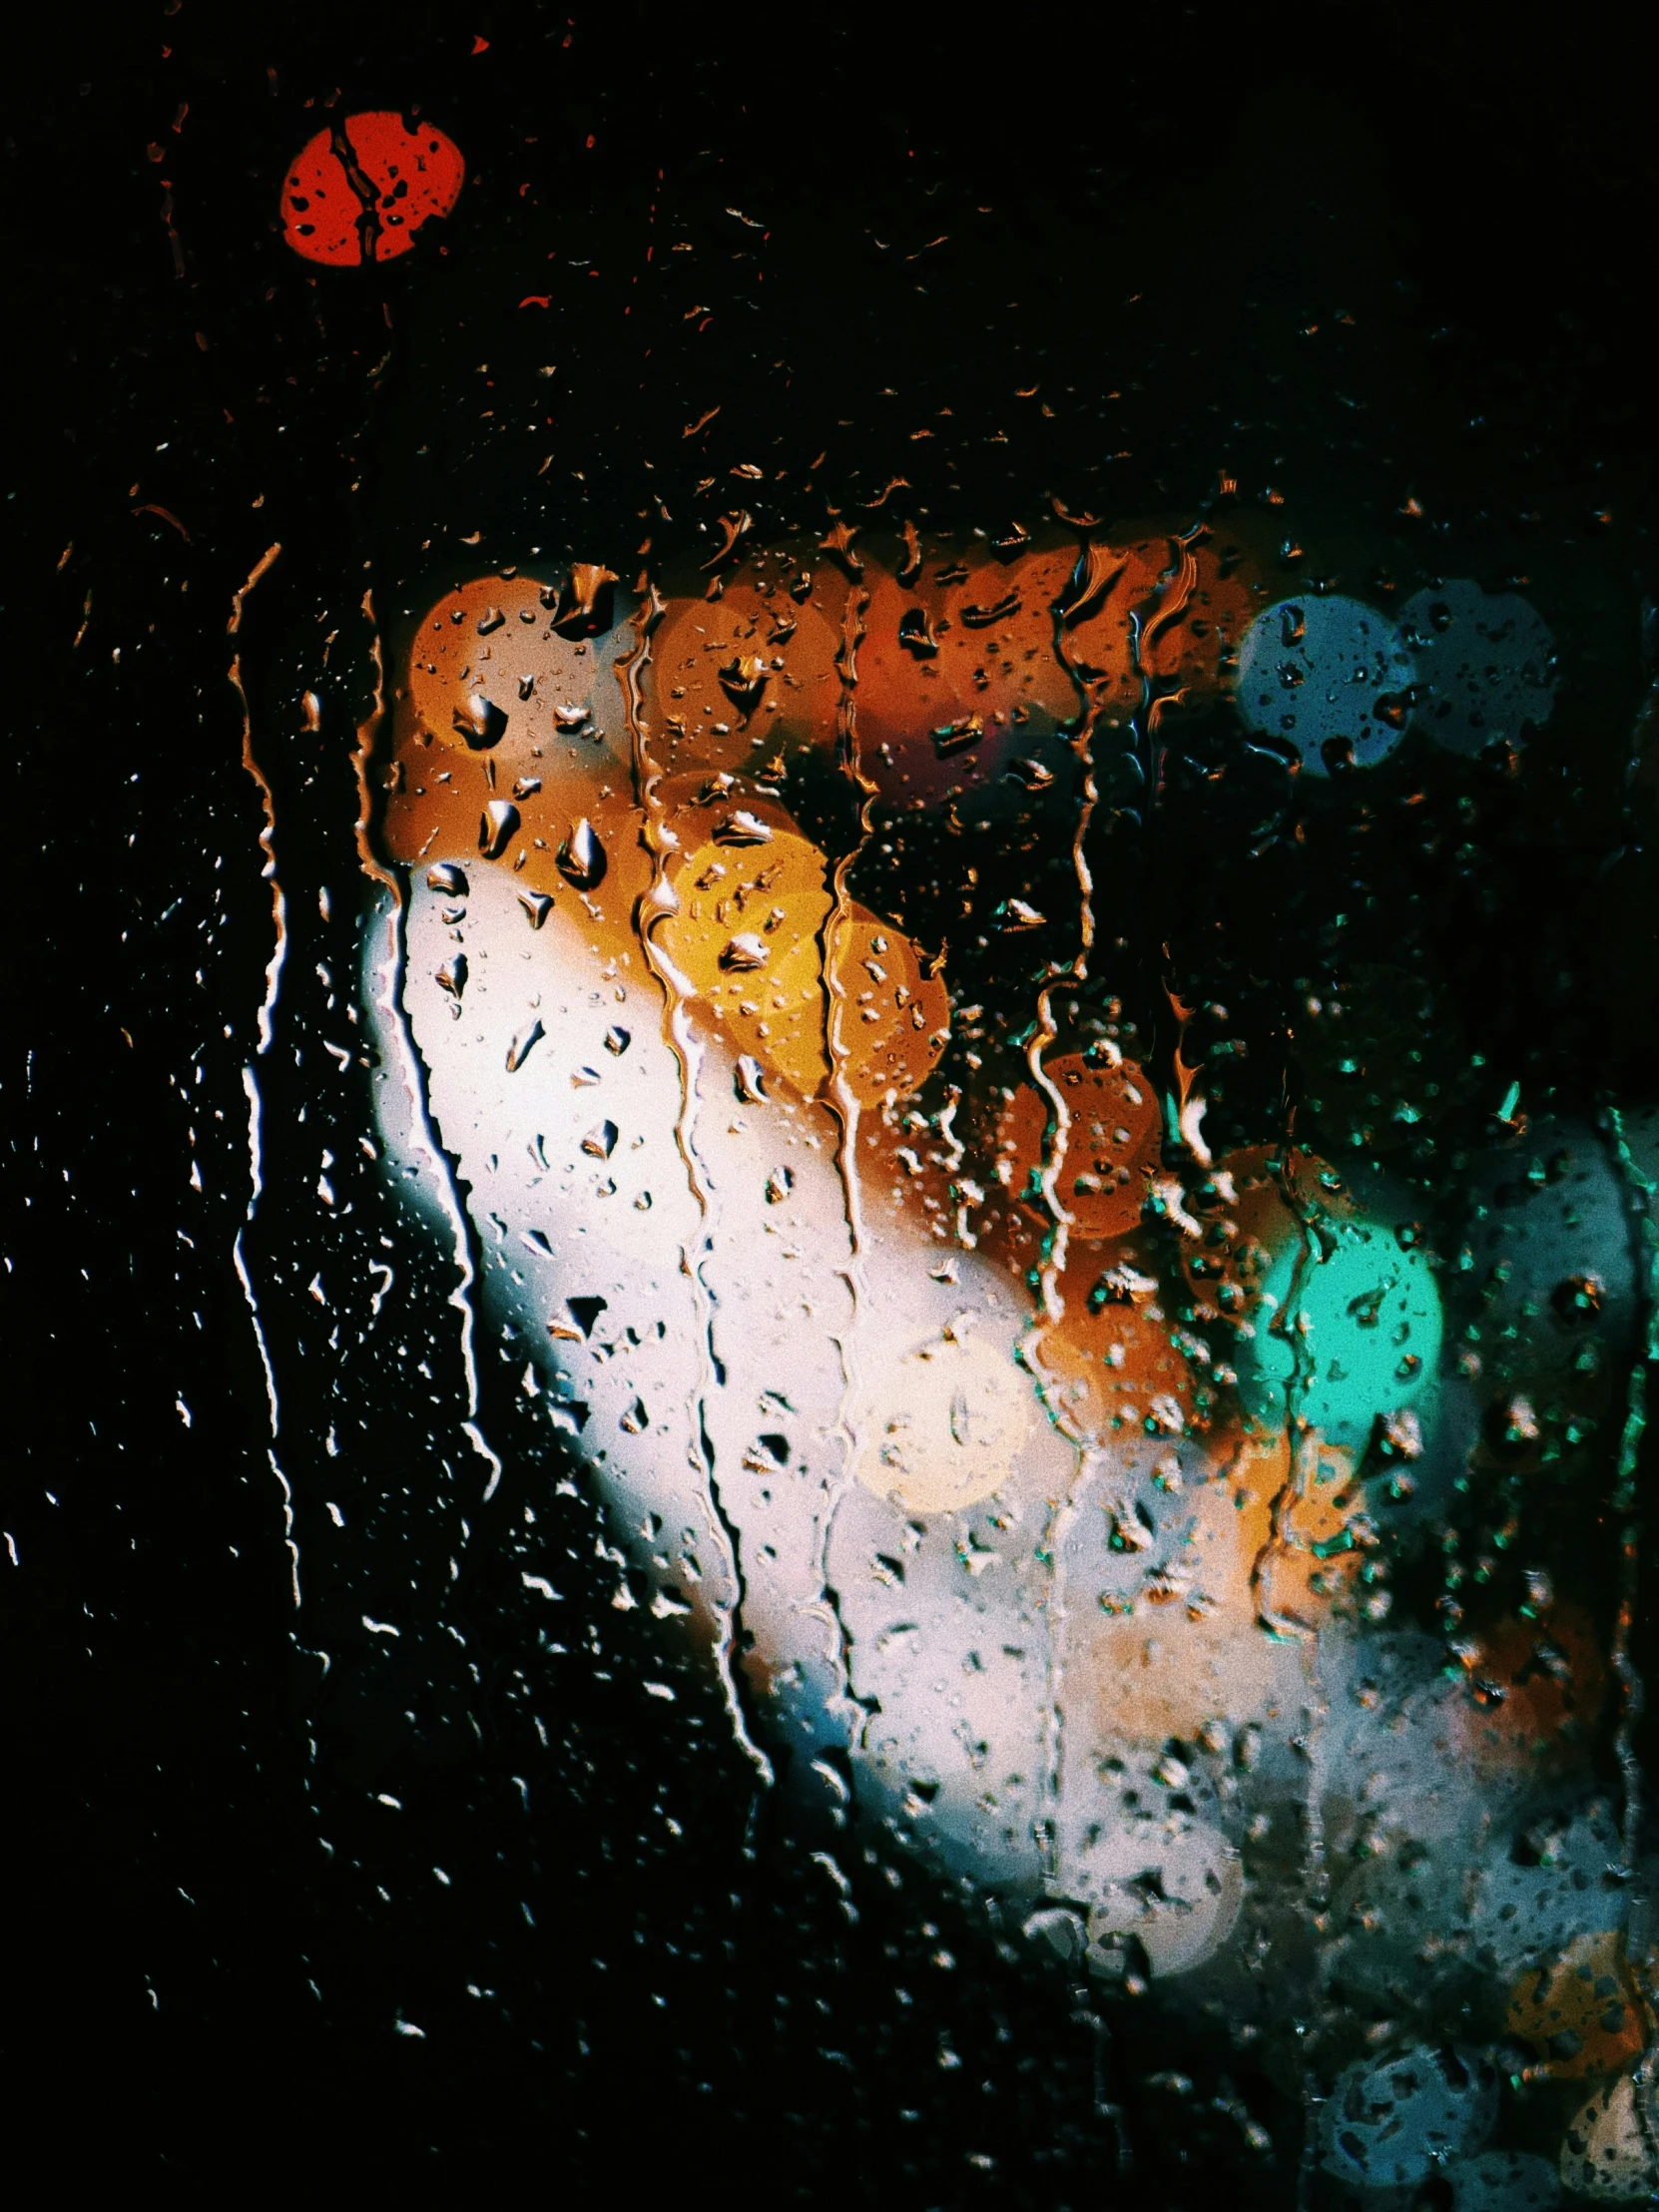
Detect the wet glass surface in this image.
<box><xmin>11</xmin><ymin>15</ymin><xmax>1659</xmax><ymax>2201</ymax></box>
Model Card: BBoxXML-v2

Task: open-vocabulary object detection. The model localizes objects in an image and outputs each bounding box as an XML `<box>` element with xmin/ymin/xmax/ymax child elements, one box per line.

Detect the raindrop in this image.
<box><xmin>720</xmin><ymin>932</ymin><xmax>770</xmax><ymax>971</ymax></box>
<box><xmin>1023</xmin><ymin>1907</ymin><xmax>1086</xmax><ymax>1963</ymax></box>
<box><xmin>933</xmin><ymin>714</ymin><xmax>984</xmax><ymax>757</ymax></box>
<box><xmin>436</xmin><ymin>952</ymin><xmax>467</xmax><ymax>1000</ymax></box>
<box><xmin>620</xmin><ymin>1397</ymin><xmax>649</xmax><ymax>1434</ymax></box>
<box><xmin>426</xmin><ymin>861</ymin><xmax>469</xmax><ymax>895</ymax></box>
<box><xmin>545</xmin><ymin>561</ymin><xmax>618</xmax><ymax>637</ymax></box>
<box><xmin>1491</xmin><ymin>1393</ymin><xmax>1540</xmax><ymax>1449</ymax></box>
<box><xmin>1059</xmin><ymin>541</ymin><xmax>1123</xmax><ymax>625</ymax></box>
<box><xmin>604</xmin><ymin>1026</ymin><xmax>631</xmax><ymax>1056</ymax></box>
<box><xmin>476</xmin><ymin>605</ymin><xmax>506</xmax><ymax>635</ymax></box>
<box><xmin>960</xmin><ymin>588</ymin><xmax>1022</xmax><ymax>628</ymax></box>
<box><xmin>735</xmin><ymin>1054</ymin><xmax>768</xmax><ymax>1102</ymax></box>
<box><xmin>548</xmin><ymin>1295</ymin><xmax>608</xmax><ymax>1340</ymax></box>
<box><xmin>713</xmin><ymin>811</ymin><xmax>773</xmax><ymax>846</ymax></box>
<box><xmin>518</xmin><ymin>889</ymin><xmax>553</xmax><ymax>928</ymax></box>
<box><xmin>557</xmin><ymin>818</ymin><xmax>606</xmax><ymax>888</ymax></box>
<box><xmin>718</xmin><ymin>655</ymin><xmax>770</xmax><ymax>711</ymax></box>
<box><xmin>765</xmin><ymin>1165</ymin><xmax>794</xmax><ymax>1204</ymax></box>
<box><xmin>814</xmin><ymin>517</ymin><xmax>857</xmax><ymax>573</ymax></box>
<box><xmin>505</xmin><ymin>1017</ymin><xmax>544</xmax><ymax>1072</ymax></box>
<box><xmin>1378</xmin><ymin>1407</ymin><xmax>1423</xmax><ymax>1459</ymax></box>
<box><xmin>1109</xmin><ymin>1507</ymin><xmax>1155</xmax><ymax>1552</ymax></box>
<box><xmin>1552</xmin><ymin>1273</ymin><xmax>1604</xmax><ymax>1323</ymax></box>
<box><xmin>511</xmin><ymin>775</ymin><xmax>542</xmax><ymax>799</ymax></box>
<box><xmin>453</xmin><ymin>693</ymin><xmax>509</xmax><ymax>749</ymax></box>
<box><xmin>479</xmin><ymin>799</ymin><xmax>521</xmax><ymax>858</ymax></box>
<box><xmin>581</xmin><ymin>1120</ymin><xmax>618</xmax><ymax>1159</ymax></box>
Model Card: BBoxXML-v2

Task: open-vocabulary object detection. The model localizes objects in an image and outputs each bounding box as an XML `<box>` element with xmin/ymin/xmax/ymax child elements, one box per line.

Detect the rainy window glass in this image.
<box><xmin>15</xmin><ymin>17</ymin><xmax>1659</xmax><ymax>2203</ymax></box>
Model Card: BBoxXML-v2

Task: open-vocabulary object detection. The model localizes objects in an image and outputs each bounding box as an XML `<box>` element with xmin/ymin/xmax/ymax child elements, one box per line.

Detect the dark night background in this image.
<box><xmin>5</xmin><ymin>5</ymin><xmax>1657</xmax><ymax>2196</ymax></box>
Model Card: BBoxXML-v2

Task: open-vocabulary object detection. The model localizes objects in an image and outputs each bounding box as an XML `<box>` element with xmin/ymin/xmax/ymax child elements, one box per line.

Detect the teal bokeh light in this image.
<box><xmin>1237</xmin><ymin>1207</ymin><xmax>1442</xmax><ymax>1448</ymax></box>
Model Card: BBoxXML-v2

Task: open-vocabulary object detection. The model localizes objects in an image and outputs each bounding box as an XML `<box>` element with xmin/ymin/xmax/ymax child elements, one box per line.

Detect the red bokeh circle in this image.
<box><xmin>281</xmin><ymin>114</ymin><xmax>464</xmax><ymax>267</ymax></box>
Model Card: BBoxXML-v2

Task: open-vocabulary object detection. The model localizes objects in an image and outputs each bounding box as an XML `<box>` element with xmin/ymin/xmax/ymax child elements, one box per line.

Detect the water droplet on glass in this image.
<box><xmin>479</xmin><ymin>799</ymin><xmax>520</xmax><ymax>858</ymax></box>
<box><xmin>718</xmin><ymin>655</ymin><xmax>770</xmax><ymax>711</ymax></box>
<box><xmin>604</xmin><ymin>1026</ymin><xmax>630</xmax><ymax>1056</ymax></box>
<box><xmin>548</xmin><ymin>1294</ymin><xmax>607</xmax><ymax>1341</ymax></box>
<box><xmin>713</xmin><ymin>811</ymin><xmax>773</xmax><ymax>846</ymax></box>
<box><xmin>1553</xmin><ymin>1273</ymin><xmax>1604</xmax><ymax>1323</ymax></box>
<box><xmin>557</xmin><ymin>818</ymin><xmax>606</xmax><ymax>888</ymax></box>
<box><xmin>453</xmin><ymin>693</ymin><xmax>509</xmax><ymax>749</ymax></box>
<box><xmin>518</xmin><ymin>889</ymin><xmax>553</xmax><ymax>928</ymax></box>
<box><xmin>720</xmin><ymin>931</ymin><xmax>770</xmax><ymax>971</ymax></box>
<box><xmin>948</xmin><ymin>1387</ymin><xmax>972</xmax><ymax>1446</ymax></box>
<box><xmin>544</xmin><ymin>561</ymin><xmax>618</xmax><ymax>637</ymax></box>
<box><xmin>581</xmin><ymin>1120</ymin><xmax>618</xmax><ymax>1159</ymax></box>
<box><xmin>1491</xmin><ymin>1393</ymin><xmax>1541</xmax><ymax>1449</ymax></box>
<box><xmin>999</xmin><ymin>898</ymin><xmax>1046</xmax><ymax>930</ymax></box>
<box><xmin>1378</xmin><ymin>1407</ymin><xmax>1423</xmax><ymax>1460</ymax></box>
<box><xmin>505</xmin><ymin>1017</ymin><xmax>544</xmax><ymax>1072</ymax></box>
<box><xmin>426</xmin><ymin>861</ymin><xmax>468</xmax><ymax>895</ymax></box>
<box><xmin>933</xmin><ymin>714</ymin><xmax>984</xmax><ymax>758</ymax></box>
